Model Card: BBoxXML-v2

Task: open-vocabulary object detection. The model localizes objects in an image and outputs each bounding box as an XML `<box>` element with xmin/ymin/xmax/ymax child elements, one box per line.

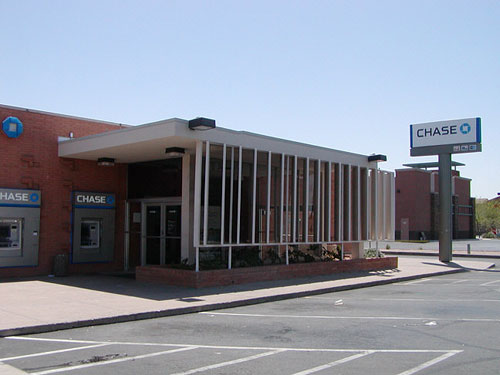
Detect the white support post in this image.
<box><xmin>266</xmin><ymin>151</ymin><xmax>271</xmax><ymax>243</ymax></box>
<box><xmin>374</xmin><ymin>168</ymin><xmax>379</xmax><ymax>248</ymax></box>
<box><xmin>346</xmin><ymin>165</ymin><xmax>351</xmax><ymax>241</ymax></box>
<box><xmin>357</xmin><ymin>166</ymin><xmax>361</xmax><ymax>241</ymax></box>
<box><xmin>203</xmin><ymin>141</ymin><xmax>210</xmax><ymax>246</ymax></box>
<box><xmin>252</xmin><ymin>149</ymin><xmax>257</xmax><ymax>244</ymax></box>
<box><xmin>237</xmin><ymin>146</ymin><xmax>242</xmax><ymax>244</ymax></box>
<box><xmin>228</xmin><ymin>147</ymin><xmax>235</xmax><ymax>270</ymax></box>
<box><xmin>193</xmin><ymin>141</ymin><xmax>203</xmax><ymax>271</ymax></box>
<box><xmin>221</xmin><ymin>144</ymin><xmax>226</xmax><ymax>245</ymax></box>
<box><xmin>327</xmin><ymin>162</ymin><xmax>332</xmax><ymax>242</ymax></box>
<box><xmin>364</xmin><ymin>168</ymin><xmax>370</xmax><ymax>241</ymax></box>
<box><xmin>382</xmin><ymin>171</ymin><xmax>386</xmax><ymax>240</ymax></box>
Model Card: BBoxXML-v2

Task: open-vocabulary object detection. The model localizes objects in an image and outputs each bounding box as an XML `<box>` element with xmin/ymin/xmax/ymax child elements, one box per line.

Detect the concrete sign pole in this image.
<box><xmin>438</xmin><ymin>153</ymin><xmax>452</xmax><ymax>262</ymax></box>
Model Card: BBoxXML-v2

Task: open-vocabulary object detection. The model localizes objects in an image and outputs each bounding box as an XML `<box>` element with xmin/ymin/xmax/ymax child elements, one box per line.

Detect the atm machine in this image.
<box><xmin>72</xmin><ymin>191</ymin><xmax>115</xmax><ymax>263</ymax></box>
<box><xmin>0</xmin><ymin>188</ymin><xmax>41</xmax><ymax>267</ymax></box>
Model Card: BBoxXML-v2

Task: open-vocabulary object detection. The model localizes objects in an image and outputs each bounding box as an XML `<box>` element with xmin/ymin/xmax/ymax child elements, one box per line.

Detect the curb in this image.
<box><xmin>0</xmin><ymin>267</ymin><xmax>468</xmax><ymax>338</ymax></box>
<box><xmin>382</xmin><ymin>251</ymin><xmax>500</xmax><ymax>259</ymax></box>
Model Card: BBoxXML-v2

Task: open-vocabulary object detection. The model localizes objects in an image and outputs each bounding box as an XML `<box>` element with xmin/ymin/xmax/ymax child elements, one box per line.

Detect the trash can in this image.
<box><xmin>53</xmin><ymin>254</ymin><xmax>68</xmax><ymax>277</ymax></box>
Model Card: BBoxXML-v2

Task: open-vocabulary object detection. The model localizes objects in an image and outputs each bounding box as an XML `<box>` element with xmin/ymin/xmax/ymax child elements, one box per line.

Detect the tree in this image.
<box><xmin>476</xmin><ymin>199</ymin><xmax>500</xmax><ymax>235</ymax></box>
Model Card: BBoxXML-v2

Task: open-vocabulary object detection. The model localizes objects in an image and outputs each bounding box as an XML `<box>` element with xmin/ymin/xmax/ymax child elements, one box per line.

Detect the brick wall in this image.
<box><xmin>136</xmin><ymin>257</ymin><xmax>399</xmax><ymax>288</ymax></box>
<box><xmin>0</xmin><ymin>105</ymin><xmax>127</xmax><ymax>277</ymax></box>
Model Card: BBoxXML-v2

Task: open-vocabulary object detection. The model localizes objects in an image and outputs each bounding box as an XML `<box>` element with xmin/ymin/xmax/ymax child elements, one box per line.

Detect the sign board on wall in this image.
<box><xmin>73</xmin><ymin>192</ymin><xmax>115</xmax><ymax>208</ymax></box>
<box><xmin>410</xmin><ymin>117</ymin><xmax>481</xmax><ymax>156</ymax></box>
<box><xmin>0</xmin><ymin>188</ymin><xmax>41</xmax><ymax>207</ymax></box>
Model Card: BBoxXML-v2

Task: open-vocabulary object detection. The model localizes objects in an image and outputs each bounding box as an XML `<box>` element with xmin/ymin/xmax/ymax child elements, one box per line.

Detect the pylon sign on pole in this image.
<box><xmin>410</xmin><ymin>117</ymin><xmax>482</xmax><ymax>262</ymax></box>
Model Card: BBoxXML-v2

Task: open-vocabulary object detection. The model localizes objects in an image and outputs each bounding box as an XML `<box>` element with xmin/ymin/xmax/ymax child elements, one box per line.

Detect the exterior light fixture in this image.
<box><xmin>97</xmin><ymin>157</ymin><xmax>115</xmax><ymax>166</ymax></box>
<box><xmin>368</xmin><ymin>154</ymin><xmax>387</xmax><ymax>162</ymax></box>
<box><xmin>188</xmin><ymin>117</ymin><xmax>216</xmax><ymax>131</ymax></box>
<box><xmin>165</xmin><ymin>147</ymin><xmax>185</xmax><ymax>158</ymax></box>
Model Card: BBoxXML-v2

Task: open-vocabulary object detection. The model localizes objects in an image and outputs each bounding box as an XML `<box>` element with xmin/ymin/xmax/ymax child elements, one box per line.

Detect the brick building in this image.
<box><xmin>1</xmin><ymin>104</ymin><xmax>395</xmax><ymax>279</ymax></box>
<box><xmin>395</xmin><ymin>163</ymin><xmax>475</xmax><ymax>241</ymax></box>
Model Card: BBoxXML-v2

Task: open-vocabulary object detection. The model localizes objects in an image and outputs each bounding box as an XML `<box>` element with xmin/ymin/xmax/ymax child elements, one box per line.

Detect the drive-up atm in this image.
<box><xmin>0</xmin><ymin>188</ymin><xmax>41</xmax><ymax>267</ymax></box>
<box><xmin>72</xmin><ymin>191</ymin><xmax>115</xmax><ymax>263</ymax></box>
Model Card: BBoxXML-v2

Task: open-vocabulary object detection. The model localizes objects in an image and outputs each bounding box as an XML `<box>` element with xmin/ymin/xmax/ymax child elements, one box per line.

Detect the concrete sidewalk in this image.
<box><xmin>0</xmin><ymin>257</ymin><xmax>495</xmax><ymax>338</ymax></box>
<box><xmin>383</xmin><ymin>249</ymin><xmax>500</xmax><ymax>258</ymax></box>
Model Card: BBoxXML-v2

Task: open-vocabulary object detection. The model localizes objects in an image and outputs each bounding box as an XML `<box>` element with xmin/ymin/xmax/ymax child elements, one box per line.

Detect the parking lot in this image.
<box><xmin>1</xmin><ymin>256</ymin><xmax>499</xmax><ymax>375</ymax></box>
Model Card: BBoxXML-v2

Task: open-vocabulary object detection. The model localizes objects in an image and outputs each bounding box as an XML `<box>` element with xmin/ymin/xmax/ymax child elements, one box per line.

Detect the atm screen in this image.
<box><xmin>0</xmin><ymin>219</ymin><xmax>22</xmax><ymax>249</ymax></box>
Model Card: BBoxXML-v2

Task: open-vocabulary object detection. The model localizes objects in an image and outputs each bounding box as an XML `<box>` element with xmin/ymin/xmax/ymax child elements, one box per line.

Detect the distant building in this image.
<box><xmin>395</xmin><ymin>162</ymin><xmax>475</xmax><ymax>240</ymax></box>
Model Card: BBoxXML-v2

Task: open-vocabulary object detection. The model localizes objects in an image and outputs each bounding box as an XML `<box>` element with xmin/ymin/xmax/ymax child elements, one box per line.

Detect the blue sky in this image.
<box><xmin>1</xmin><ymin>0</ymin><xmax>498</xmax><ymax>198</ymax></box>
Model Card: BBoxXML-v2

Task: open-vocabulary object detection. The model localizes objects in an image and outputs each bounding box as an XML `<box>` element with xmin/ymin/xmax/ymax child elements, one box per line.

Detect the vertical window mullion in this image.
<box><xmin>266</xmin><ymin>151</ymin><xmax>271</xmax><ymax>243</ymax></box>
<box><xmin>293</xmin><ymin>155</ymin><xmax>297</xmax><ymax>243</ymax></box>
<box><xmin>237</xmin><ymin>146</ymin><xmax>242</xmax><ymax>244</ymax></box>
<box><xmin>316</xmin><ymin>159</ymin><xmax>321</xmax><ymax>242</ymax></box>
<box><xmin>304</xmin><ymin>158</ymin><xmax>309</xmax><ymax>243</ymax></box>
<box><xmin>203</xmin><ymin>141</ymin><xmax>210</xmax><ymax>246</ymax></box>
<box><xmin>220</xmin><ymin>144</ymin><xmax>226</xmax><ymax>245</ymax></box>
<box><xmin>229</xmin><ymin>147</ymin><xmax>234</xmax><ymax>244</ymax></box>
<box><xmin>252</xmin><ymin>149</ymin><xmax>257</xmax><ymax>244</ymax></box>
<box><xmin>280</xmin><ymin>153</ymin><xmax>285</xmax><ymax>244</ymax></box>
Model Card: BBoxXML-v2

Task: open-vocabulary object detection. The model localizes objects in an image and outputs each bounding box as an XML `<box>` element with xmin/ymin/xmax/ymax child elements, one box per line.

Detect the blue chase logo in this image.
<box><xmin>460</xmin><ymin>123</ymin><xmax>471</xmax><ymax>135</ymax></box>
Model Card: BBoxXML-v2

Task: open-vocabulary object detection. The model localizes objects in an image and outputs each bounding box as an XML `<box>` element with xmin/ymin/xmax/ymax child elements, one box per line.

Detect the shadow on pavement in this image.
<box><xmin>0</xmin><ymin>267</ymin><xmax>400</xmax><ymax>301</ymax></box>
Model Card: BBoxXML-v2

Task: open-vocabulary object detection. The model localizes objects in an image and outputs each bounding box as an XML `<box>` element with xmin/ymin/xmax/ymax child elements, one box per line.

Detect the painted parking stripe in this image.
<box><xmin>200</xmin><ymin>311</ymin><xmax>500</xmax><ymax>323</ymax></box>
<box><xmin>29</xmin><ymin>346</ymin><xmax>197</xmax><ymax>375</ymax></box>
<box><xmin>480</xmin><ymin>280</ymin><xmax>500</xmax><ymax>286</ymax></box>
<box><xmin>305</xmin><ymin>296</ymin><xmax>500</xmax><ymax>303</ymax></box>
<box><xmin>170</xmin><ymin>349</ymin><xmax>285</xmax><ymax>375</ymax></box>
<box><xmin>396</xmin><ymin>351</ymin><xmax>460</xmax><ymax>375</ymax></box>
<box><xmin>399</xmin><ymin>278</ymin><xmax>432</xmax><ymax>285</ymax></box>
<box><xmin>0</xmin><ymin>343</ymin><xmax>109</xmax><ymax>362</ymax></box>
<box><xmin>5</xmin><ymin>336</ymin><xmax>460</xmax><ymax>355</ymax></box>
<box><xmin>291</xmin><ymin>351</ymin><xmax>374</xmax><ymax>375</ymax></box>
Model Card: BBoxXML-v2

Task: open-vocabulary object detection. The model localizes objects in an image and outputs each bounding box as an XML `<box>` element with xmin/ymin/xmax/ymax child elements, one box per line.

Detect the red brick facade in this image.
<box><xmin>395</xmin><ymin>168</ymin><xmax>474</xmax><ymax>240</ymax></box>
<box><xmin>0</xmin><ymin>105</ymin><xmax>127</xmax><ymax>277</ymax></box>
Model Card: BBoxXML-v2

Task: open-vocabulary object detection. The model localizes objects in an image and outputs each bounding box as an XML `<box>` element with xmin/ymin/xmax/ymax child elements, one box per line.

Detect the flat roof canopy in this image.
<box><xmin>59</xmin><ymin>118</ymin><xmax>376</xmax><ymax>167</ymax></box>
<box><xmin>402</xmin><ymin>161</ymin><xmax>465</xmax><ymax>170</ymax></box>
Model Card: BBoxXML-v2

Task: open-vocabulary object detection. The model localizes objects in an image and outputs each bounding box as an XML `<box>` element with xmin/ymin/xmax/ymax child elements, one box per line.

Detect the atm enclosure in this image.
<box><xmin>0</xmin><ymin>188</ymin><xmax>41</xmax><ymax>267</ymax></box>
<box><xmin>72</xmin><ymin>191</ymin><xmax>115</xmax><ymax>263</ymax></box>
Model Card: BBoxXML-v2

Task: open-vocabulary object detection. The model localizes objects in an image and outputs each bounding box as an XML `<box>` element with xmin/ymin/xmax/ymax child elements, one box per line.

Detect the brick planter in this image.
<box><xmin>136</xmin><ymin>257</ymin><xmax>398</xmax><ymax>288</ymax></box>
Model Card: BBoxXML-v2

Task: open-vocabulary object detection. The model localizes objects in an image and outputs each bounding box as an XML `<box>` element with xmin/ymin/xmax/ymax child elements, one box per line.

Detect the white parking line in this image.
<box><xmin>30</xmin><ymin>346</ymin><xmax>197</xmax><ymax>375</ymax></box>
<box><xmin>449</xmin><ymin>279</ymin><xmax>469</xmax><ymax>284</ymax></box>
<box><xmin>0</xmin><ymin>343</ymin><xmax>109</xmax><ymax>362</ymax></box>
<box><xmin>399</xmin><ymin>278</ymin><xmax>432</xmax><ymax>285</ymax></box>
<box><xmin>291</xmin><ymin>351</ymin><xmax>374</xmax><ymax>375</ymax></box>
<box><xmin>170</xmin><ymin>349</ymin><xmax>285</xmax><ymax>375</ymax></box>
<box><xmin>4</xmin><ymin>336</ymin><xmax>461</xmax><ymax>354</ymax></box>
<box><xmin>201</xmin><ymin>311</ymin><xmax>500</xmax><ymax>323</ymax></box>
<box><xmin>4</xmin><ymin>336</ymin><xmax>462</xmax><ymax>375</ymax></box>
<box><xmin>480</xmin><ymin>280</ymin><xmax>500</xmax><ymax>286</ymax></box>
<box><xmin>305</xmin><ymin>296</ymin><xmax>500</xmax><ymax>303</ymax></box>
<box><xmin>396</xmin><ymin>351</ymin><xmax>460</xmax><ymax>375</ymax></box>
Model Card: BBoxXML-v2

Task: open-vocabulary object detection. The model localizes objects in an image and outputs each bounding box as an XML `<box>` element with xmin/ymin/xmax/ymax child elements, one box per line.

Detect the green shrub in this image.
<box><xmin>482</xmin><ymin>232</ymin><xmax>496</xmax><ymax>239</ymax></box>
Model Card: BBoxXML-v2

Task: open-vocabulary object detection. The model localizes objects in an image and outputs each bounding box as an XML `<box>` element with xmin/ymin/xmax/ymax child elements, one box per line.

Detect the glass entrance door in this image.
<box><xmin>143</xmin><ymin>204</ymin><xmax>181</xmax><ymax>265</ymax></box>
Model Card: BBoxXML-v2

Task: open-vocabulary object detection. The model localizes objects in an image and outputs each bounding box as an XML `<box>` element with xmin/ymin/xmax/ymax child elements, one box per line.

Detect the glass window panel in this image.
<box><xmin>255</xmin><ymin>151</ymin><xmax>268</xmax><ymax>243</ymax></box>
<box><xmin>207</xmin><ymin>144</ymin><xmax>223</xmax><ymax>244</ymax></box>
<box><xmin>240</xmin><ymin>148</ymin><xmax>254</xmax><ymax>243</ymax></box>
<box><xmin>308</xmin><ymin>159</ymin><xmax>317</xmax><ymax>243</ymax></box>
<box><xmin>297</xmin><ymin>158</ymin><xmax>306</xmax><ymax>242</ymax></box>
<box><xmin>270</xmin><ymin>153</ymin><xmax>282</xmax><ymax>243</ymax></box>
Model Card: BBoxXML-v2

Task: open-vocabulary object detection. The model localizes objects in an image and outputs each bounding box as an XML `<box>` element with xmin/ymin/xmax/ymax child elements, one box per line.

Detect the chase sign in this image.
<box><xmin>410</xmin><ymin>117</ymin><xmax>481</xmax><ymax>156</ymax></box>
<box><xmin>73</xmin><ymin>191</ymin><xmax>115</xmax><ymax>208</ymax></box>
